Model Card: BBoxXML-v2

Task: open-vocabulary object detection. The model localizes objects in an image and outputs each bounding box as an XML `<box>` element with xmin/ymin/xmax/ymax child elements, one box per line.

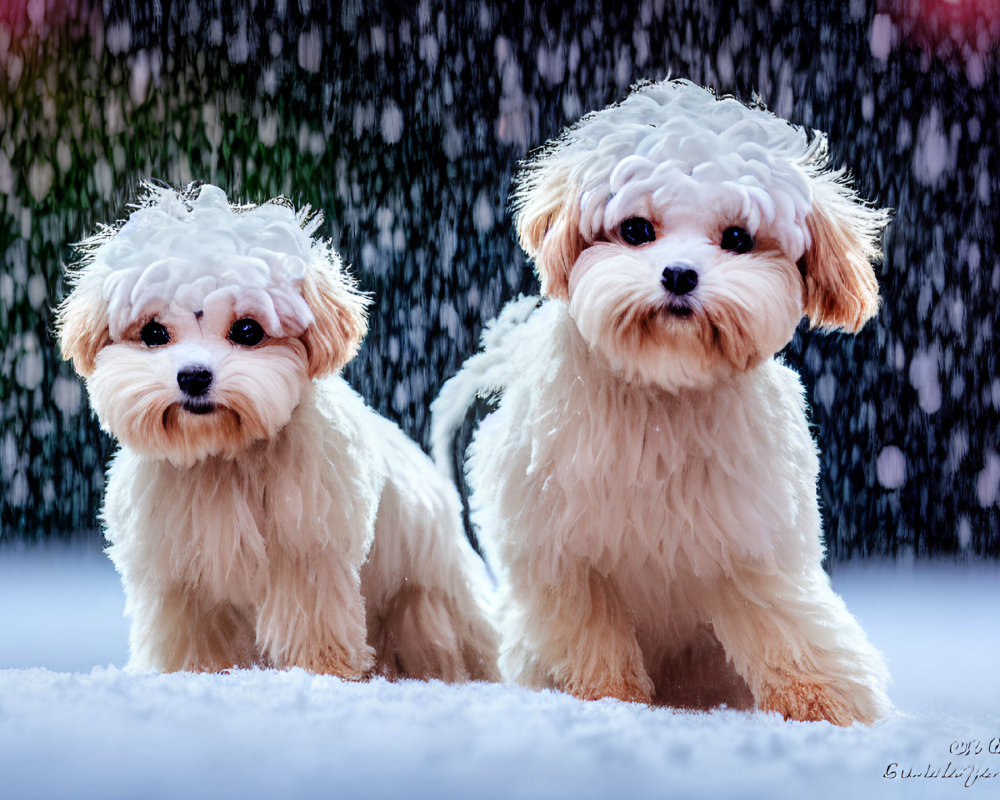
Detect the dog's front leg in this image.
<box><xmin>256</xmin><ymin>553</ymin><xmax>375</xmax><ymax>678</ymax></box>
<box><xmin>127</xmin><ymin>584</ymin><xmax>259</xmax><ymax>672</ymax></box>
<box><xmin>705</xmin><ymin>569</ymin><xmax>891</xmax><ymax>726</ymax></box>
<box><xmin>505</xmin><ymin>566</ymin><xmax>654</xmax><ymax>703</ymax></box>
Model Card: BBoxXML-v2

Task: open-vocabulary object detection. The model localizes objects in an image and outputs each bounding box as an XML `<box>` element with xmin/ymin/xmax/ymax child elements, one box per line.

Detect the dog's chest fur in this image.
<box><xmin>471</xmin><ymin>303</ymin><xmax>823</xmax><ymax>613</ymax></box>
<box><xmin>103</xmin><ymin>382</ymin><xmax>382</xmax><ymax>613</ymax></box>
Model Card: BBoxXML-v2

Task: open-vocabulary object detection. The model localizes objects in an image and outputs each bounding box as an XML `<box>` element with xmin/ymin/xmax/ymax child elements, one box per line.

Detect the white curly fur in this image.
<box><xmin>58</xmin><ymin>183</ymin><xmax>498</xmax><ymax>682</ymax></box>
<box><xmin>432</xmin><ymin>80</ymin><xmax>891</xmax><ymax>725</ymax></box>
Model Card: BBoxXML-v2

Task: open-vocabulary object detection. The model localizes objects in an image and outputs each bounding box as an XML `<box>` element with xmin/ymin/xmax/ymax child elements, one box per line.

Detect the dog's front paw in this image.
<box><xmin>300</xmin><ymin>644</ymin><xmax>375</xmax><ymax>681</ymax></box>
<box><xmin>563</xmin><ymin>664</ymin><xmax>655</xmax><ymax>704</ymax></box>
<box><xmin>759</xmin><ymin>679</ymin><xmax>877</xmax><ymax>726</ymax></box>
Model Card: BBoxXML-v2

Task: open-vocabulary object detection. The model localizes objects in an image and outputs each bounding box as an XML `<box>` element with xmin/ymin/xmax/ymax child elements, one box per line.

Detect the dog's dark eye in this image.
<box><xmin>140</xmin><ymin>321</ymin><xmax>170</xmax><ymax>347</ymax></box>
<box><xmin>229</xmin><ymin>318</ymin><xmax>265</xmax><ymax>347</ymax></box>
<box><xmin>720</xmin><ymin>226</ymin><xmax>754</xmax><ymax>254</ymax></box>
<box><xmin>620</xmin><ymin>217</ymin><xmax>656</xmax><ymax>246</ymax></box>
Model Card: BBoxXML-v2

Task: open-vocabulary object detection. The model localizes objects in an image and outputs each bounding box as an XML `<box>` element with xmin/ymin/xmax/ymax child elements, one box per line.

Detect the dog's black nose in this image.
<box><xmin>177</xmin><ymin>368</ymin><xmax>213</xmax><ymax>397</ymax></box>
<box><xmin>661</xmin><ymin>266</ymin><xmax>699</xmax><ymax>296</ymax></box>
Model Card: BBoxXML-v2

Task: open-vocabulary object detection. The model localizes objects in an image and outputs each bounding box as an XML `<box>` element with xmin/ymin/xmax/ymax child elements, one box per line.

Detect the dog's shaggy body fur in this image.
<box><xmin>432</xmin><ymin>80</ymin><xmax>891</xmax><ymax>725</ymax></box>
<box><xmin>58</xmin><ymin>184</ymin><xmax>498</xmax><ymax>681</ymax></box>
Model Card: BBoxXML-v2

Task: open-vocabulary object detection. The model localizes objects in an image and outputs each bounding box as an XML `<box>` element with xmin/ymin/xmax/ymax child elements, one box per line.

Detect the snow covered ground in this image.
<box><xmin>1</xmin><ymin>542</ymin><xmax>998</xmax><ymax>799</ymax></box>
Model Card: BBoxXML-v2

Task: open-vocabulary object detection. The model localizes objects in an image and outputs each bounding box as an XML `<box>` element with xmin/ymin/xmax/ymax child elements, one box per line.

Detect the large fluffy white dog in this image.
<box><xmin>58</xmin><ymin>183</ymin><xmax>498</xmax><ymax>682</ymax></box>
<box><xmin>432</xmin><ymin>80</ymin><xmax>891</xmax><ymax>725</ymax></box>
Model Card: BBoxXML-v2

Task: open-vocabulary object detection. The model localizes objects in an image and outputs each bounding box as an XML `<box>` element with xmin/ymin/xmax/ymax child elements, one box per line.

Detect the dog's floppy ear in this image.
<box><xmin>799</xmin><ymin>172</ymin><xmax>888</xmax><ymax>333</ymax></box>
<box><xmin>56</xmin><ymin>274</ymin><xmax>111</xmax><ymax>377</ymax></box>
<box><xmin>512</xmin><ymin>163</ymin><xmax>585</xmax><ymax>301</ymax></box>
<box><xmin>299</xmin><ymin>258</ymin><xmax>370</xmax><ymax>379</ymax></box>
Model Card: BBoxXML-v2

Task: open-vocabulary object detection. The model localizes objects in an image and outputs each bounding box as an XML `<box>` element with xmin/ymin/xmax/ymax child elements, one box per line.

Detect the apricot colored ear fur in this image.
<box><xmin>512</xmin><ymin>165</ymin><xmax>585</xmax><ymax>301</ymax></box>
<box><xmin>56</xmin><ymin>278</ymin><xmax>110</xmax><ymax>377</ymax></box>
<box><xmin>299</xmin><ymin>263</ymin><xmax>370</xmax><ymax>379</ymax></box>
<box><xmin>799</xmin><ymin>177</ymin><xmax>888</xmax><ymax>333</ymax></box>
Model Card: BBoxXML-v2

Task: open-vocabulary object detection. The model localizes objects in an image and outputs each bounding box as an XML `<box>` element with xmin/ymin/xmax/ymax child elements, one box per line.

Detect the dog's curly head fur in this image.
<box><xmin>57</xmin><ymin>182</ymin><xmax>370</xmax><ymax>466</ymax></box>
<box><xmin>512</xmin><ymin>79</ymin><xmax>888</xmax><ymax>390</ymax></box>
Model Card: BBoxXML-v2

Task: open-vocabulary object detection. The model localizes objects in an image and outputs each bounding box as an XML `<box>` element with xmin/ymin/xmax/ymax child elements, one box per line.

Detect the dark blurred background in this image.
<box><xmin>1</xmin><ymin>0</ymin><xmax>997</xmax><ymax>558</ymax></box>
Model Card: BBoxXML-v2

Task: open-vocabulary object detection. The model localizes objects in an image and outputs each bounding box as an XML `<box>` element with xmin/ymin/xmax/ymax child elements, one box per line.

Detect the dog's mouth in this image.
<box><xmin>161</xmin><ymin>401</ymin><xmax>230</xmax><ymax>430</ymax></box>
<box><xmin>182</xmin><ymin>400</ymin><xmax>217</xmax><ymax>415</ymax></box>
<box><xmin>658</xmin><ymin>300</ymin><xmax>695</xmax><ymax>319</ymax></box>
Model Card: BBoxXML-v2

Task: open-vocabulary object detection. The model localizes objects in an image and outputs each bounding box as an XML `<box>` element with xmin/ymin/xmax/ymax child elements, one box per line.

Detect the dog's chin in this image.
<box><xmin>139</xmin><ymin>402</ymin><xmax>256</xmax><ymax>466</ymax></box>
<box><xmin>103</xmin><ymin>396</ymin><xmax>294</xmax><ymax>469</ymax></box>
<box><xmin>632</xmin><ymin>303</ymin><xmax>746</xmax><ymax>391</ymax></box>
<box><xmin>570</xmin><ymin>296</ymin><xmax>772</xmax><ymax>393</ymax></box>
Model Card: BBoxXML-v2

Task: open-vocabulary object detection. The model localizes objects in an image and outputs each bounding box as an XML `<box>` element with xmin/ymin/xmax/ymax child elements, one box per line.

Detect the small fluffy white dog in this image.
<box><xmin>58</xmin><ymin>183</ymin><xmax>498</xmax><ymax>682</ymax></box>
<box><xmin>432</xmin><ymin>79</ymin><xmax>891</xmax><ymax>725</ymax></box>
